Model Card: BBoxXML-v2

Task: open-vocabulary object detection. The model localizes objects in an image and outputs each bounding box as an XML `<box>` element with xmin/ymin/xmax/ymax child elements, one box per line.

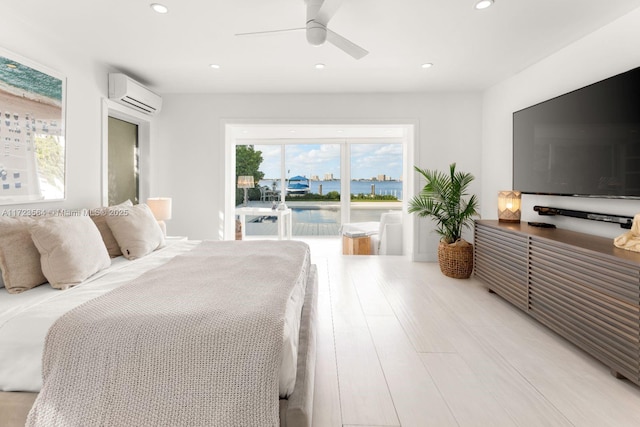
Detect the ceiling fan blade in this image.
<box><xmin>235</xmin><ymin>27</ymin><xmax>304</xmax><ymax>37</ymax></box>
<box><xmin>315</xmin><ymin>0</ymin><xmax>344</xmax><ymax>25</ymax></box>
<box><xmin>326</xmin><ymin>28</ymin><xmax>368</xmax><ymax>60</ymax></box>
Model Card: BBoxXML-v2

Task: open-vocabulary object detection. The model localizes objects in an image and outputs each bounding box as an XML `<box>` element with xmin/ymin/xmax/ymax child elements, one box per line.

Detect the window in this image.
<box><xmin>107</xmin><ymin>117</ymin><xmax>139</xmax><ymax>205</ymax></box>
<box><xmin>234</xmin><ymin>139</ymin><xmax>403</xmax><ymax>238</ymax></box>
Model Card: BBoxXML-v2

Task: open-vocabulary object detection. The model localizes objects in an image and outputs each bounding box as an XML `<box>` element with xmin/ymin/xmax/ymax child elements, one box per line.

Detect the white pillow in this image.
<box><xmin>89</xmin><ymin>199</ymin><xmax>133</xmax><ymax>257</ymax></box>
<box><xmin>29</xmin><ymin>215</ymin><xmax>111</xmax><ymax>290</ymax></box>
<box><xmin>0</xmin><ymin>217</ymin><xmax>47</xmax><ymax>294</ymax></box>
<box><xmin>106</xmin><ymin>203</ymin><xmax>165</xmax><ymax>260</ymax></box>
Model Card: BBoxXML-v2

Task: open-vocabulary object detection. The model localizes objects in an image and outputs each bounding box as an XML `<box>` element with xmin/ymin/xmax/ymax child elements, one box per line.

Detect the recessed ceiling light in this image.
<box><xmin>289</xmin><ymin>130</ymin><xmax>296</xmax><ymax>134</ymax></box>
<box><xmin>475</xmin><ymin>0</ymin><xmax>494</xmax><ymax>10</ymax></box>
<box><xmin>209</xmin><ymin>64</ymin><xmax>221</xmax><ymax>69</ymax></box>
<box><xmin>150</xmin><ymin>3</ymin><xmax>169</xmax><ymax>14</ymax></box>
<box><xmin>315</xmin><ymin>63</ymin><xmax>326</xmax><ymax>69</ymax></box>
<box><xmin>421</xmin><ymin>63</ymin><xmax>434</xmax><ymax>69</ymax></box>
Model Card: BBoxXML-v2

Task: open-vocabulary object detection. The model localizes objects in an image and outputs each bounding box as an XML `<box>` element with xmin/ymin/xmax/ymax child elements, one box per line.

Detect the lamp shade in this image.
<box><xmin>237</xmin><ymin>175</ymin><xmax>255</xmax><ymax>189</ymax></box>
<box><xmin>146</xmin><ymin>197</ymin><xmax>172</xmax><ymax>221</ymax></box>
<box><xmin>498</xmin><ymin>191</ymin><xmax>521</xmax><ymax>223</ymax></box>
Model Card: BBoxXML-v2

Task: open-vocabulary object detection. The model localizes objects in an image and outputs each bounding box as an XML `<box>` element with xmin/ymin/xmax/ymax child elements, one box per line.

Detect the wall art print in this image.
<box><xmin>0</xmin><ymin>48</ymin><xmax>66</xmax><ymax>205</ymax></box>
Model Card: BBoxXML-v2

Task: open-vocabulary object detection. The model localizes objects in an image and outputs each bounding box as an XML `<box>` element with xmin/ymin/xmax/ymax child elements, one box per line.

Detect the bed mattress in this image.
<box><xmin>0</xmin><ymin>240</ymin><xmax>308</xmax><ymax>398</ymax></box>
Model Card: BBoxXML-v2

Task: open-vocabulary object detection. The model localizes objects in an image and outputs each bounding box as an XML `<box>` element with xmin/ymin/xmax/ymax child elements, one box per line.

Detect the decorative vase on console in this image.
<box><xmin>614</xmin><ymin>213</ymin><xmax>640</xmax><ymax>252</ymax></box>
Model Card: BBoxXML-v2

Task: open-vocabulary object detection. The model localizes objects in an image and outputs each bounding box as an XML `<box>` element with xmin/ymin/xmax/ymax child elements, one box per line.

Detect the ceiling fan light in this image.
<box><xmin>475</xmin><ymin>0</ymin><xmax>494</xmax><ymax>10</ymax></box>
<box><xmin>150</xmin><ymin>3</ymin><xmax>169</xmax><ymax>14</ymax></box>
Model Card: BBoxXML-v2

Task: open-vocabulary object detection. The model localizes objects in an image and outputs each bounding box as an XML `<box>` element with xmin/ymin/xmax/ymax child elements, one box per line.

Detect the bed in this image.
<box><xmin>0</xmin><ymin>212</ymin><xmax>317</xmax><ymax>427</ymax></box>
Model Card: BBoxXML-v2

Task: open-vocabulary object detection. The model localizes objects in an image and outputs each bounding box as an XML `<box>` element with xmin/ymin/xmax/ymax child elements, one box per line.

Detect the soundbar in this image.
<box><xmin>533</xmin><ymin>205</ymin><xmax>633</xmax><ymax>229</ymax></box>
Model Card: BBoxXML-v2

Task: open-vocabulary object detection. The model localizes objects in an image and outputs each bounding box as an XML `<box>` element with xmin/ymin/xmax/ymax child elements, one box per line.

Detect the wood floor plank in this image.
<box><xmin>372</xmin><ymin>257</ymin><xmax>573</xmax><ymax>425</ymax></box>
<box><xmin>328</xmin><ymin>259</ymin><xmax>399</xmax><ymax>426</ymax></box>
<box><xmin>343</xmin><ymin>425</ymin><xmax>400</xmax><ymax>427</ymax></box>
<box><xmin>311</xmin><ymin>259</ymin><xmax>342</xmax><ymax>427</ymax></box>
<box><xmin>331</xmin><ymin>312</ymin><xmax>399</xmax><ymax>426</ymax></box>
<box><xmin>457</xmin><ymin>340</ymin><xmax>575</xmax><ymax>427</ymax></box>
<box><xmin>527</xmin><ymin>374</ymin><xmax>640</xmax><ymax>427</ymax></box>
<box><xmin>474</xmin><ymin>325</ymin><xmax>610</xmax><ymax>380</ymax></box>
<box><xmin>301</xmin><ymin>240</ymin><xmax>640</xmax><ymax>427</ymax></box>
<box><xmin>347</xmin><ymin>259</ymin><xmax>395</xmax><ymax>317</ymax></box>
<box><xmin>420</xmin><ymin>353</ymin><xmax>518</xmax><ymax>427</ymax></box>
<box><xmin>376</xmin><ymin>277</ymin><xmax>461</xmax><ymax>353</ymax></box>
<box><xmin>342</xmin><ymin>425</ymin><xmax>400</xmax><ymax>427</ymax></box>
<box><xmin>366</xmin><ymin>316</ymin><xmax>459</xmax><ymax>427</ymax></box>
<box><xmin>425</xmin><ymin>268</ymin><xmax>534</xmax><ymax>329</ymax></box>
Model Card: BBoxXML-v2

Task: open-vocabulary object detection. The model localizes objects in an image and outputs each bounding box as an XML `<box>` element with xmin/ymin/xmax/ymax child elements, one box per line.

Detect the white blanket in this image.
<box><xmin>26</xmin><ymin>240</ymin><xmax>310</xmax><ymax>427</ymax></box>
<box><xmin>0</xmin><ymin>240</ymin><xmax>307</xmax><ymax>397</ymax></box>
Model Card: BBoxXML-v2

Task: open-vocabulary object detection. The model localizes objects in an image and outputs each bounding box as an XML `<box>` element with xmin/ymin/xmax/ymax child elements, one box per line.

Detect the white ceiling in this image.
<box><xmin>5</xmin><ymin>0</ymin><xmax>640</xmax><ymax>94</ymax></box>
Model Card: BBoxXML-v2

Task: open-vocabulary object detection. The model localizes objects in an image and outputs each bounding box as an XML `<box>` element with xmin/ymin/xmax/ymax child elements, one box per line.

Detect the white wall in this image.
<box><xmin>7</xmin><ymin>0</ymin><xmax>638</xmax><ymax>252</ymax></box>
<box><xmin>154</xmin><ymin>93</ymin><xmax>482</xmax><ymax>260</ymax></box>
<box><xmin>482</xmin><ymin>7</ymin><xmax>640</xmax><ymax>238</ymax></box>
<box><xmin>0</xmin><ymin>9</ymin><xmax>111</xmax><ymax>211</ymax></box>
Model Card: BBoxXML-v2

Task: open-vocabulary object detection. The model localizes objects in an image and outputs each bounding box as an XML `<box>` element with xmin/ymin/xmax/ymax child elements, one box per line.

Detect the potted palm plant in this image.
<box><xmin>409</xmin><ymin>163</ymin><xmax>479</xmax><ymax>279</ymax></box>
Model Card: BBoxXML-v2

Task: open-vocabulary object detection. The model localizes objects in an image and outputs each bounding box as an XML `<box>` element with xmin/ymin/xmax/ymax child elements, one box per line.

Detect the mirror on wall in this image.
<box><xmin>0</xmin><ymin>49</ymin><xmax>66</xmax><ymax>205</ymax></box>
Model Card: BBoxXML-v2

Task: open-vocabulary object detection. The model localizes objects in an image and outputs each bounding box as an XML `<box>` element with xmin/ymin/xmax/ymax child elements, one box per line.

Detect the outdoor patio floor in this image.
<box><xmin>239</xmin><ymin>200</ymin><xmax>400</xmax><ymax>237</ymax></box>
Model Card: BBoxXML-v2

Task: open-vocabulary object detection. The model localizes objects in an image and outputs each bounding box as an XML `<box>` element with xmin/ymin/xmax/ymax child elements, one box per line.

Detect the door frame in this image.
<box><xmin>222</xmin><ymin>119</ymin><xmax>419</xmax><ymax>260</ymax></box>
<box><xmin>100</xmin><ymin>98</ymin><xmax>152</xmax><ymax>206</ymax></box>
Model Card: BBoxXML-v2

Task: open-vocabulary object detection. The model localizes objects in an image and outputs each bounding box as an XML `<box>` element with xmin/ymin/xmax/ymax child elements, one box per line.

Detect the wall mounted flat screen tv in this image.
<box><xmin>513</xmin><ymin>66</ymin><xmax>640</xmax><ymax>199</ymax></box>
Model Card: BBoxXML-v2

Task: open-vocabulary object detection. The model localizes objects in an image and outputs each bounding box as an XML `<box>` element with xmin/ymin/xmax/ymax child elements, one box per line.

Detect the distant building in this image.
<box><xmin>310</xmin><ymin>175</ymin><xmax>319</xmax><ymax>181</ymax></box>
<box><xmin>324</xmin><ymin>173</ymin><xmax>334</xmax><ymax>181</ymax></box>
<box><xmin>377</xmin><ymin>174</ymin><xmax>387</xmax><ymax>181</ymax></box>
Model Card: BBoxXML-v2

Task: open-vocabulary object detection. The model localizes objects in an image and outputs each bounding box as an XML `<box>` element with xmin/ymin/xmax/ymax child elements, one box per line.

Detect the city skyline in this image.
<box><xmin>254</xmin><ymin>143</ymin><xmax>403</xmax><ymax>180</ymax></box>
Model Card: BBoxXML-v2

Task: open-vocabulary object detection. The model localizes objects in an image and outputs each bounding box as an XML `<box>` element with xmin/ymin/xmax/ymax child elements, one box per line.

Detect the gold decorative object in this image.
<box><xmin>614</xmin><ymin>213</ymin><xmax>640</xmax><ymax>252</ymax></box>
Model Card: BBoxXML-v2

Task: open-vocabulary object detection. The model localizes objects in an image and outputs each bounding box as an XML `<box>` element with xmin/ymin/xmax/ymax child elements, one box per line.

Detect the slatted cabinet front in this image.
<box><xmin>474</xmin><ymin>223</ymin><xmax>528</xmax><ymax>310</ymax></box>
<box><xmin>474</xmin><ymin>220</ymin><xmax>640</xmax><ymax>386</ymax></box>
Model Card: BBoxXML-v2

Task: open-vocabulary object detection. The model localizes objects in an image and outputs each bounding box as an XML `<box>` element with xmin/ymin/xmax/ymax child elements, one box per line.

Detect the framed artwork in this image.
<box><xmin>0</xmin><ymin>48</ymin><xmax>66</xmax><ymax>205</ymax></box>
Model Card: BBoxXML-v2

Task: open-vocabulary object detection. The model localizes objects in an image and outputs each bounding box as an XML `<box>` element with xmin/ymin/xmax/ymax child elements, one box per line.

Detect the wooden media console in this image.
<box><xmin>474</xmin><ymin>220</ymin><xmax>640</xmax><ymax>385</ymax></box>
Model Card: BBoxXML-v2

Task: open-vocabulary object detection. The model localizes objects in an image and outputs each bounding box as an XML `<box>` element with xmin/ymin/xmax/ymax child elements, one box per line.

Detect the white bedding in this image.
<box><xmin>0</xmin><ymin>240</ymin><xmax>306</xmax><ymax>397</ymax></box>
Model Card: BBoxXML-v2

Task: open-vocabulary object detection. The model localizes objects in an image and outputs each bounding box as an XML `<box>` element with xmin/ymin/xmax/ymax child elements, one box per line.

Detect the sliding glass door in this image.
<box><xmin>234</xmin><ymin>139</ymin><xmax>404</xmax><ymax>238</ymax></box>
<box><xmin>285</xmin><ymin>143</ymin><xmax>341</xmax><ymax>236</ymax></box>
<box><xmin>349</xmin><ymin>143</ymin><xmax>403</xmax><ymax>222</ymax></box>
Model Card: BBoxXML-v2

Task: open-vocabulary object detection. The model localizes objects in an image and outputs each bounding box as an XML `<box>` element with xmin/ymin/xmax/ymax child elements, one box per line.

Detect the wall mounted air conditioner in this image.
<box><xmin>108</xmin><ymin>73</ymin><xmax>162</xmax><ymax>115</ymax></box>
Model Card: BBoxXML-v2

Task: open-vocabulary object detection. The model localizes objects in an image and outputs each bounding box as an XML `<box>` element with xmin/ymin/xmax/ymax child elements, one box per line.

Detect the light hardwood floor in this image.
<box><xmin>302</xmin><ymin>238</ymin><xmax>640</xmax><ymax>427</ymax></box>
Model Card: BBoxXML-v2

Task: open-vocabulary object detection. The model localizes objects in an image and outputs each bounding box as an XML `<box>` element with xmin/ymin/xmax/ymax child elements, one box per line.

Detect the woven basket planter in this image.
<box><xmin>437</xmin><ymin>239</ymin><xmax>474</xmax><ymax>279</ymax></box>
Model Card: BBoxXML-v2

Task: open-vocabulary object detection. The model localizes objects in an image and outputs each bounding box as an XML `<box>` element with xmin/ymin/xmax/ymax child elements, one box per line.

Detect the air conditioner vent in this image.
<box><xmin>108</xmin><ymin>73</ymin><xmax>162</xmax><ymax>115</ymax></box>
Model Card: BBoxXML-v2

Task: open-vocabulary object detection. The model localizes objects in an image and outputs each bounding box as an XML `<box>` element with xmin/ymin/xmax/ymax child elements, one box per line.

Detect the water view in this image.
<box><xmin>260</xmin><ymin>179</ymin><xmax>403</xmax><ymax>200</ymax></box>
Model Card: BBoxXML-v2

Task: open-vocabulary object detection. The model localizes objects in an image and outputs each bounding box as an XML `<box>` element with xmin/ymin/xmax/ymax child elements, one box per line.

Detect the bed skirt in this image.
<box><xmin>0</xmin><ymin>264</ymin><xmax>318</xmax><ymax>427</ymax></box>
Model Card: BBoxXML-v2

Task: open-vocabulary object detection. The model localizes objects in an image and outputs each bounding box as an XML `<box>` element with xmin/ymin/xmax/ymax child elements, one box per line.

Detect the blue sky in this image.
<box><xmin>254</xmin><ymin>143</ymin><xmax>403</xmax><ymax>180</ymax></box>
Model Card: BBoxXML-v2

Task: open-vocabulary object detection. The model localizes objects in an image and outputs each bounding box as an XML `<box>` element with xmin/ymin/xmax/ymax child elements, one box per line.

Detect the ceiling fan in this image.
<box><xmin>235</xmin><ymin>0</ymin><xmax>369</xmax><ymax>60</ymax></box>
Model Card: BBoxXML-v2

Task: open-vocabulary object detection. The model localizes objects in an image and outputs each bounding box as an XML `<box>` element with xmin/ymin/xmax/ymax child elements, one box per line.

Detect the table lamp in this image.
<box><xmin>498</xmin><ymin>191</ymin><xmax>521</xmax><ymax>223</ymax></box>
<box><xmin>237</xmin><ymin>175</ymin><xmax>254</xmax><ymax>206</ymax></box>
<box><xmin>147</xmin><ymin>197</ymin><xmax>172</xmax><ymax>235</ymax></box>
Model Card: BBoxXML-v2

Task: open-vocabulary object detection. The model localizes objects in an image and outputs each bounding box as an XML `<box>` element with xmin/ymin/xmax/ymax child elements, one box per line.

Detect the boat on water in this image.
<box><xmin>286</xmin><ymin>175</ymin><xmax>310</xmax><ymax>195</ymax></box>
